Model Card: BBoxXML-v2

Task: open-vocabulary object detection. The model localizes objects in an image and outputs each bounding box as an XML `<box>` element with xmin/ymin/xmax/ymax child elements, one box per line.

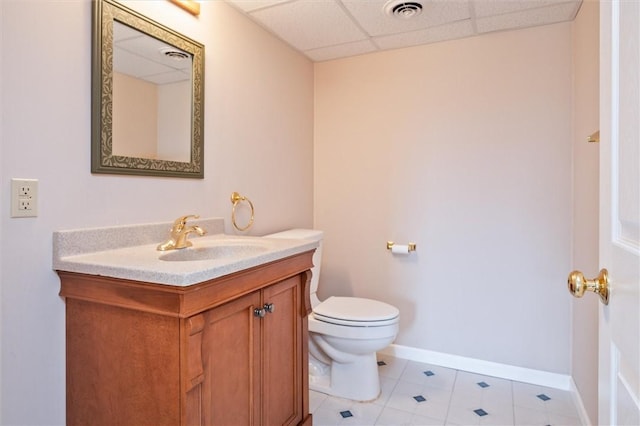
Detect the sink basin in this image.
<box><xmin>159</xmin><ymin>241</ymin><xmax>269</xmax><ymax>262</ymax></box>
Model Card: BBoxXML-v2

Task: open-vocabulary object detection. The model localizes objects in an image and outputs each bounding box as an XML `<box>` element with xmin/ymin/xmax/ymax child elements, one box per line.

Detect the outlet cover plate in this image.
<box><xmin>11</xmin><ymin>178</ymin><xmax>38</xmax><ymax>218</ymax></box>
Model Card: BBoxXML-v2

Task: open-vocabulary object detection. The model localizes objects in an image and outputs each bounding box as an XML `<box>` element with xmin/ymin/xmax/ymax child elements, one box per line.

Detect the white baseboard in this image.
<box><xmin>379</xmin><ymin>343</ymin><xmax>572</xmax><ymax>391</ymax></box>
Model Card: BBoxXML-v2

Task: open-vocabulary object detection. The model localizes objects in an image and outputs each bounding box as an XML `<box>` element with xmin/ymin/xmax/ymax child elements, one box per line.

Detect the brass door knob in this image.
<box><xmin>567</xmin><ymin>268</ymin><xmax>609</xmax><ymax>305</ymax></box>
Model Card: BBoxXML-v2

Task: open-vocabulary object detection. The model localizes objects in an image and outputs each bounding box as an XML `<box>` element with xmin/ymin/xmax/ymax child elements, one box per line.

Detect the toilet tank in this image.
<box><xmin>264</xmin><ymin>229</ymin><xmax>323</xmax><ymax>307</ymax></box>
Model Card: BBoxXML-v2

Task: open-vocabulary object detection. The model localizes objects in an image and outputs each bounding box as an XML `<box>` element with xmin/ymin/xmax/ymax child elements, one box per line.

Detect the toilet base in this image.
<box><xmin>309</xmin><ymin>352</ymin><xmax>381</xmax><ymax>402</ymax></box>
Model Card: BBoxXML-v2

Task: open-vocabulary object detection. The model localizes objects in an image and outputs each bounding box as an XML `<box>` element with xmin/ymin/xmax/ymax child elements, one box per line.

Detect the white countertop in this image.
<box><xmin>53</xmin><ymin>218</ymin><xmax>318</xmax><ymax>286</ymax></box>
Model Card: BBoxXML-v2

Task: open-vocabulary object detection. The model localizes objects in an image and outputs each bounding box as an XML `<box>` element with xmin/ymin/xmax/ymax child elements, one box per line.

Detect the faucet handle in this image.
<box><xmin>177</xmin><ymin>214</ymin><xmax>200</xmax><ymax>223</ymax></box>
<box><xmin>172</xmin><ymin>214</ymin><xmax>199</xmax><ymax>230</ymax></box>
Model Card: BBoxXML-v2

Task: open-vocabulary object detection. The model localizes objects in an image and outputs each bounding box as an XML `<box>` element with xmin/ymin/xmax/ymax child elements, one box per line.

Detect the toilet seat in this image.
<box><xmin>313</xmin><ymin>296</ymin><xmax>399</xmax><ymax>327</ymax></box>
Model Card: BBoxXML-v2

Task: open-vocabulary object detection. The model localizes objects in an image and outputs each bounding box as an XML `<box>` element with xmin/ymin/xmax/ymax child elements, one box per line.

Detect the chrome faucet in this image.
<box><xmin>157</xmin><ymin>215</ymin><xmax>206</xmax><ymax>251</ymax></box>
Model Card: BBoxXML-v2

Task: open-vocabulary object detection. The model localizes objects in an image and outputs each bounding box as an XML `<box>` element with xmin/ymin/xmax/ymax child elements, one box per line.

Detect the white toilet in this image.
<box><xmin>265</xmin><ymin>229</ymin><xmax>399</xmax><ymax>401</ymax></box>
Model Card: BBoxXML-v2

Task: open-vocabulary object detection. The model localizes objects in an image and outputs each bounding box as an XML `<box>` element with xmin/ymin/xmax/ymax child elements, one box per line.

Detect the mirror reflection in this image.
<box><xmin>92</xmin><ymin>0</ymin><xmax>204</xmax><ymax>178</ymax></box>
<box><xmin>112</xmin><ymin>21</ymin><xmax>192</xmax><ymax>162</ymax></box>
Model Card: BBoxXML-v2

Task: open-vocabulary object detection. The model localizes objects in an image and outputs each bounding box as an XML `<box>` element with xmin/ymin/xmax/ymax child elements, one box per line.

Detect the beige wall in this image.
<box><xmin>112</xmin><ymin>73</ymin><xmax>193</xmax><ymax>162</ymax></box>
<box><xmin>0</xmin><ymin>1</ymin><xmax>313</xmax><ymax>423</ymax></box>
<box><xmin>113</xmin><ymin>71</ymin><xmax>158</xmax><ymax>159</ymax></box>
<box><xmin>0</xmin><ymin>0</ymin><xmax>602</xmax><ymax>422</ymax></box>
<box><xmin>571</xmin><ymin>1</ymin><xmax>600</xmax><ymax>423</ymax></box>
<box><xmin>315</xmin><ymin>23</ymin><xmax>574</xmax><ymax>373</ymax></box>
<box><xmin>157</xmin><ymin>80</ymin><xmax>191</xmax><ymax>162</ymax></box>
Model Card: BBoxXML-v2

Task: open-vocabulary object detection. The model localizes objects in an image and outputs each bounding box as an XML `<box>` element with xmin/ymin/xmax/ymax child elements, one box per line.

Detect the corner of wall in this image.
<box><xmin>569</xmin><ymin>1</ymin><xmax>600</xmax><ymax>424</ymax></box>
<box><xmin>0</xmin><ymin>0</ymin><xmax>5</xmax><ymax>419</ymax></box>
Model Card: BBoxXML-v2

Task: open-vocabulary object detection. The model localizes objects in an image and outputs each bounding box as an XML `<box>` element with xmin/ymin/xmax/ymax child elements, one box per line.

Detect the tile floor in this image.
<box><xmin>309</xmin><ymin>354</ymin><xmax>583</xmax><ymax>426</ymax></box>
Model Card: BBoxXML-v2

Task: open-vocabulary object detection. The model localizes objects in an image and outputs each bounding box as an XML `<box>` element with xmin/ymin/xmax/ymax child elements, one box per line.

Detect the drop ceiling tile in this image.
<box><xmin>113</xmin><ymin>21</ymin><xmax>141</xmax><ymax>42</ymax></box>
<box><xmin>227</xmin><ymin>0</ymin><xmax>290</xmax><ymax>13</ymax></box>
<box><xmin>250</xmin><ymin>0</ymin><xmax>368</xmax><ymax>51</ymax></box>
<box><xmin>115</xmin><ymin>23</ymin><xmax>191</xmax><ymax>71</ymax></box>
<box><xmin>223</xmin><ymin>0</ymin><xmax>583</xmax><ymax>62</ymax></box>
<box><xmin>476</xmin><ymin>1</ymin><xmax>581</xmax><ymax>33</ymax></box>
<box><xmin>113</xmin><ymin>47</ymin><xmax>145</xmax><ymax>77</ymax></box>
<box><xmin>114</xmin><ymin>47</ymin><xmax>175</xmax><ymax>79</ymax></box>
<box><xmin>374</xmin><ymin>19</ymin><xmax>474</xmax><ymax>50</ymax></box>
<box><xmin>472</xmin><ymin>0</ymin><xmax>574</xmax><ymax>18</ymax></box>
<box><xmin>342</xmin><ymin>0</ymin><xmax>471</xmax><ymax>37</ymax></box>
<box><xmin>305</xmin><ymin>39</ymin><xmax>378</xmax><ymax>62</ymax></box>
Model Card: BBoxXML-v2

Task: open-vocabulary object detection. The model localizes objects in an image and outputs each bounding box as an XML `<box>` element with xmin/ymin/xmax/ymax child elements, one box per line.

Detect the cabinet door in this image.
<box><xmin>66</xmin><ymin>299</ymin><xmax>181</xmax><ymax>426</ymax></box>
<box><xmin>262</xmin><ymin>276</ymin><xmax>303</xmax><ymax>426</ymax></box>
<box><xmin>201</xmin><ymin>291</ymin><xmax>262</xmax><ymax>425</ymax></box>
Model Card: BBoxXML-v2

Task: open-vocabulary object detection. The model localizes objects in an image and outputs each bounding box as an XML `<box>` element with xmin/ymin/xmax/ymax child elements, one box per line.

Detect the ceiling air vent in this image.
<box><xmin>384</xmin><ymin>0</ymin><xmax>423</xmax><ymax>20</ymax></box>
<box><xmin>160</xmin><ymin>47</ymin><xmax>190</xmax><ymax>61</ymax></box>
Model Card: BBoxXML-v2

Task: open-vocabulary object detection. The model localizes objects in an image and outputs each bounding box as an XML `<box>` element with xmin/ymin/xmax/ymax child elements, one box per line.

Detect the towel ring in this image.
<box><xmin>230</xmin><ymin>192</ymin><xmax>254</xmax><ymax>231</ymax></box>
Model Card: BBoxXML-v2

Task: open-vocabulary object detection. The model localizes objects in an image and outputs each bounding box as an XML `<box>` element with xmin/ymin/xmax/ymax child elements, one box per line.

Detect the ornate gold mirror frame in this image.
<box><xmin>91</xmin><ymin>0</ymin><xmax>204</xmax><ymax>178</ymax></box>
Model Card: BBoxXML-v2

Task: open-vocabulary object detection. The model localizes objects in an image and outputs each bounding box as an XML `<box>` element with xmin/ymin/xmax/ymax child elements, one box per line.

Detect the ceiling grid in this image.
<box><xmin>226</xmin><ymin>0</ymin><xmax>583</xmax><ymax>61</ymax></box>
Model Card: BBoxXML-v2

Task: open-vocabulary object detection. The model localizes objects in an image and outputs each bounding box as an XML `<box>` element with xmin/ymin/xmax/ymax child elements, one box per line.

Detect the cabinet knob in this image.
<box><xmin>264</xmin><ymin>303</ymin><xmax>275</xmax><ymax>314</ymax></box>
<box><xmin>254</xmin><ymin>307</ymin><xmax>266</xmax><ymax>318</ymax></box>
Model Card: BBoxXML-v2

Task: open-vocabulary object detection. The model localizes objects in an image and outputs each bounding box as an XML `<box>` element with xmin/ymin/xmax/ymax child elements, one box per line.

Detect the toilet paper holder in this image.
<box><xmin>386</xmin><ymin>241</ymin><xmax>417</xmax><ymax>252</ymax></box>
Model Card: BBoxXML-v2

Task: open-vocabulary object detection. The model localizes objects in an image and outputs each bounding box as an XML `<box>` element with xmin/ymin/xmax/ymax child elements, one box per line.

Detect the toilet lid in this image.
<box><xmin>313</xmin><ymin>296</ymin><xmax>399</xmax><ymax>326</ymax></box>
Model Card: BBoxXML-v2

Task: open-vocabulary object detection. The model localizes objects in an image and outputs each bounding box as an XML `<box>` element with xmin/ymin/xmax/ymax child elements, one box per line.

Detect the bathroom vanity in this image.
<box><xmin>54</xmin><ymin>219</ymin><xmax>316</xmax><ymax>426</ymax></box>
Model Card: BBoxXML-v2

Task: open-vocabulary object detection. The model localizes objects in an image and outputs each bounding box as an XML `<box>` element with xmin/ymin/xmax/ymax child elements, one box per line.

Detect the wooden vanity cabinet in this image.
<box><xmin>58</xmin><ymin>251</ymin><xmax>313</xmax><ymax>426</ymax></box>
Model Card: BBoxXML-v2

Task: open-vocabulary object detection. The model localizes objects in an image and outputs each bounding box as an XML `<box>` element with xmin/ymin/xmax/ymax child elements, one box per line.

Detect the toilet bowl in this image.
<box><xmin>265</xmin><ymin>229</ymin><xmax>400</xmax><ymax>401</ymax></box>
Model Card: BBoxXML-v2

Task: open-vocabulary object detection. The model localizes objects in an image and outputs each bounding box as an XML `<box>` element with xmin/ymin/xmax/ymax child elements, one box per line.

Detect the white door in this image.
<box><xmin>599</xmin><ymin>0</ymin><xmax>640</xmax><ymax>424</ymax></box>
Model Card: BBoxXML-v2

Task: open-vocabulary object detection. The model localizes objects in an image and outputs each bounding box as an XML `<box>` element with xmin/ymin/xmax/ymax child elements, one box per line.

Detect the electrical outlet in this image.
<box><xmin>19</xmin><ymin>199</ymin><xmax>33</xmax><ymax>211</ymax></box>
<box><xmin>18</xmin><ymin>185</ymin><xmax>32</xmax><ymax>197</ymax></box>
<box><xmin>11</xmin><ymin>178</ymin><xmax>38</xmax><ymax>218</ymax></box>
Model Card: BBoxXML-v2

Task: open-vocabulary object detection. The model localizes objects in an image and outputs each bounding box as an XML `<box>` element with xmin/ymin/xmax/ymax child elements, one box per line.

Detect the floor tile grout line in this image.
<box><xmin>391</xmin><ymin>358</ymin><xmax>419</xmax><ymax>422</ymax></box>
<box><xmin>375</xmin><ymin>375</ymin><xmax>400</xmax><ymax>424</ymax></box>
<box><xmin>443</xmin><ymin>368</ymin><xmax>459</xmax><ymax>425</ymax></box>
<box><xmin>373</xmin><ymin>356</ymin><xmax>409</xmax><ymax>425</ymax></box>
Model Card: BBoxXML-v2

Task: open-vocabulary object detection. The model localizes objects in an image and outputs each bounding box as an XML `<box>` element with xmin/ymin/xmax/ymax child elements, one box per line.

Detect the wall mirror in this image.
<box><xmin>92</xmin><ymin>0</ymin><xmax>204</xmax><ymax>178</ymax></box>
